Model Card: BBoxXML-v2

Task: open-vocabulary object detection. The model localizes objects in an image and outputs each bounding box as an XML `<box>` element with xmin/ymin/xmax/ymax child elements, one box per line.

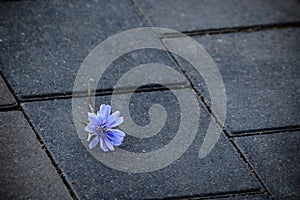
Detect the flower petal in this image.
<box><xmin>100</xmin><ymin>135</ymin><xmax>109</xmax><ymax>152</ymax></box>
<box><xmin>106</xmin><ymin>134</ymin><xmax>122</xmax><ymax>144</ymax></box>
<box><xmin>85</xmin><ymin>123</ymin><xmax>96</xmax><ymax>133</ymax></box>
<box><xmin>114</xmin><ymin>116</ymin><xmax>124</xmax><ymax>127</ymax></box>
<box><xmin>88</xmin><ymin>112</ymin><xmax>97</xmax><ymax>123</ymax></box>
<box><xmin>96</xmin><ymin>112</ymin><xmax>105</xmax><ymax>124</ymax></box>
<box><xmin>106</xmin><ymin>111</ymin><xmax>123</xmax><ymax>128</ymax></box>
<box><xmin>96</xmin><ymin>105</ymin><xmax>111</xmax><ymax>124</ymax></box>
<box><xmin>88</xmin><ymin>136</ymin><xmax>99</xmax><ymax>149</ymax></box>
<box><xmin>103</xmin><ymin>136</ymin><xmax>114</xmax><ymax>150</ymax></box>
<box><xmin>106</xmin><ymin>129</ymin><xmax>125</xmax><ymax>146</ymax></box>
<box><xmin>106</xmin><ymin>135</ymin><xmax>122</xmax><ymax>146</ymax></box>
<box><xmin>100</xmin><ymin>104</ymin><xmax>111</xmax><ymax>120</ymax></box>
<box><xmin>87</xmin><ymin>133</ymin><xmax>96</xmax><ymax>142</ymax></box>
<box><xmin>107</xmin><ymin>129</ymin><xmax>126</xmax><ymax>137</ymax></box>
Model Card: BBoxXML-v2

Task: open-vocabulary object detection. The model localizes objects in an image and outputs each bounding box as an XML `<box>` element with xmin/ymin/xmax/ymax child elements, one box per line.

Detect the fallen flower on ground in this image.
<box><xmin>85</xmin><ymin>104</ymin><xmax>125</xmax><ymax>151</ymax></box>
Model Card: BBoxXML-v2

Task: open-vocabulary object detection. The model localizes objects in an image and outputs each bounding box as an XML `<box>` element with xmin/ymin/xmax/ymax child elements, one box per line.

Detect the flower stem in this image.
<box><xmin>87</xmin><ymin>78</ymin><xmax>95</xmax><ymax>113</ymax></box>
<box><xmin>81</xmin><ymin>121</ymin><xmax>88</xmax><ymax>126</ymax></box>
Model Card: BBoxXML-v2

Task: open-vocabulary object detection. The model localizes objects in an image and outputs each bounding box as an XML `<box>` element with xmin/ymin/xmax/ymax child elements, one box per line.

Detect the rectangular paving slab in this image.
<box><xmin>0</xmin><ymin>0</ymin><xmax>188</xmax><ymax>100</ymax></box>
<box><xmin>234</xmin><ymin>132</ymin><xmax>300</xmax><ymax>200</ymax></box>
<box><xmin>0</xmin><ymin>111</ymin><xmax>72</xmax><ymax>199</ymax></box>
<box><xmin>0</xmin><ymin>75</ymin><xmax>17</xmax><ymax>109</ymax></box>
<box><xmin>135</xmin><ymin>0</ymin><xmax>300</xmax><ymax>32</ymax></box>
<box><xmin>22</xmin><ymin>89</ymin><xmax>261</xmax><ymax>199</ymax></box>
<box><xmin>163</xmin><ymin>28</ymin><xmax>300</xmax><ymax>134</ymax></box>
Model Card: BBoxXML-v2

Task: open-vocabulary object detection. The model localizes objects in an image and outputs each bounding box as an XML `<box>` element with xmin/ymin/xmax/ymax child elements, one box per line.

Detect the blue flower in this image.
<box><xmin>85</xmin><ymin>104</ymin><xmax>125</xmax><ymax>151</ymax></box>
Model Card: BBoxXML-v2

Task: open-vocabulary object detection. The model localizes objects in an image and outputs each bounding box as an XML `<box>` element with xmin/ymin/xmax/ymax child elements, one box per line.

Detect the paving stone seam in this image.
<box><xmin>0</xmin><ymin>72</ymin><xmax>18</xmax><ymax>110</ymax></box>
<box><xmin>223</xmin><ymin>131</ymin><xmax>274</xmax><ymax>199</ymax></box>
<box><xmin>19</xmin><ymin>83</ymin><xmax>191</xmax><ymax>102</ymax></box>
<box><xmin>130</xmin><ymin>0</ymin><xmax>300</xmax><ymax>39</ymax></box>
<box><xmin>149</xmin><ymin>189</ymin><xmax>265</xmax><ymax>200</ymax></box>
<box><xmin>132</xmin><ymin>0</ymin><xmax>300</xmax><ymax>39</ymax></box>
<box><xmin>230</xmin><ymin>139</ymin><xmax>277</xmax><ymax>200</ymax></box>
<box><xmin>0</xmin><ymin>107</ymin><xmax>79</xmax><ymax>199</ymax></box>
<box><xmin>0</xmin><ymin>106</ymin><xmax>19</xmax><ymax>112</ymax></box>
<box><xmin>196</xmin><ymin>191</ymin><xmax>269</xmax><ymax>200</ymax></box>
<box><xmin>160</xmin><ymin>42</ymin><xmax>226</xmax><ymax>132</ymax></box>
<box><xmin>160</xmin><ymin>40</ymin><xmax>274</xmax><ymax>199</ymax></box>
<box><xmin>1</xmin><ymin>67</ymin><xmax>78</xmax><ymax>198</ymax></box>
<box><xmin>131</xmin><ymin>0</ymin><xmax>154</xmax><ymax>27</ymax></box>
<box><xmin>222</xmin><ymin>129</ymin><xmax>274</xmax><ymax>199</ymax></box>
<box><xmin>0</xmin><ymin>103</ymin><xmax>18</xmax><ymax>111</ymax></box>
<box><xmin>19</xmin><ymin>108</ymin><xmax>79</xmax><ymax>200</ymax></box>
<box><xmin>160</xmin><ymin>22</ymin><xmax>300</xmax><ymax>39</ymax></box>
<box><xmin>233</xmin><ymin>132</ymin><xmax>300</xmax><ymax>200</ymax></box>
<box><xmin>230</xmin><ymin>126</ymin><xmax>300</xmax><ymax>137</ymax></box>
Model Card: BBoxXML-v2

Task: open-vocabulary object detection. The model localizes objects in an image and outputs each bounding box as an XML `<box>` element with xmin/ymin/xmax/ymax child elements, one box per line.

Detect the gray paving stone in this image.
<box><xmin>135</xmin><ymin>0</ymin><xmax>300</xmax><ymax>32</ymax></box>
<box><xmin>234</xmin><ymin>132</ymin><xmax>300</xmax><ymax>200</ymax></box>
<box><xmin>0</xmin><ymin>75</ymin><xmax>17</xmax><ymax>109</ymax></box>
<box><xmin>0</xmin><ymin>1</ymin><xmax>187</xmax><ymax>99</ymax></box>
<box><xmin>164</xmin><ymin>28</ymin><xmax>300</xmax><ymax>134</ymax></box>
<box><xmin>0</xmin><ymin>111</ymin><xmax>72</xmax><ymax>199</ymax></box>
<box><xmin>22</xmin><ymin>90</ymin><xmax>261</xmax><ymax>199</ymax></box>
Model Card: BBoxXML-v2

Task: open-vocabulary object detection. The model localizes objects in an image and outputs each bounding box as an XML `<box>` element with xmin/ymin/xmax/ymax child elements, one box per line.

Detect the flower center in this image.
<box><xmin>96</xmin><ymin>124</ymin><xmax>107</xmax><ymax>134</ymax></box>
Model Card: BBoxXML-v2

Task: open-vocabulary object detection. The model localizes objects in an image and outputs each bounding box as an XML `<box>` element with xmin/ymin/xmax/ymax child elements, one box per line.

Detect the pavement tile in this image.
<box><xmin>234</xmin><ymin>132</ymin><xmax>300</xmax><ymax>200</ymax></box>
<box><xmin>22</xmin><ymin>89</ymin><xmax>260</xmax><ymax>199</ymax></box>
<box><xmin>0</xmin><ymin>1</ymin><xmax>187</xmax><ymax>99</ymax></box>
<box><xmin>135</xmin><ymin>0</ymin><xmax>300</xmax><ymax>32</ymax></box>
<box><xmin>0</xmin><ymin>75</ymin><xmax>17</xmax><ymax>109</ymax></box>
<box><xmin>0</xmin><ymin>111</ymin><xmax>72</xmax><ymax>199</ymax></box>
<box><xmin>164</xmin><ymin>28</ymin><xmax>300</xmax><ymax>134</ymax></box>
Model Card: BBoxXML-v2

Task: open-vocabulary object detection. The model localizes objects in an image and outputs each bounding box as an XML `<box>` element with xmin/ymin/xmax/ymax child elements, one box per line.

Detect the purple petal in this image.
<box><xmin>85</xmin><ymin>123</ymin><xmax>96</xmax><ymax>133</ymax></box>
<box><xmin>88</xmin><ymin>136</ymin><xmax>100</xmax><ymax>149</ymax></box>
<box><xmin>106</xmin><ymin>111</ymin><xmax>123</xmax><ymax>128</ymax></box>
<box><xmin>96</xmin><ymin>105</ymin><xmax>110</xmax><ymax>124</ymax></box>
<box><xmin>88</xmin><ymin>112</ymin><xmax>97</xmax><ymax>123</ymax></box>
<box><xmin>114</xmin><ymin>117</ymin><xmax>124</xmax><ymax>127</ymax></box>
<box><xmin>103</xmin><ymin>136</ymin><xmax>114</xmax><ymax>150</ymax></box>
<box><xmin>106</xmin><ymin>133</ymin><xmax>122</xmax><ymax>144</ymax></box>
<box><xmin>101</xmin><ymin>104</ymin><xmax>111</xmax><ymax>119</ymax></box>
<box><xmin>107</xmin><ymin>129</ymin><xmax>126</xmax><ymax>137</ymax></box>
<box><xmin>106</xmin><ymin>129</ymin><xmax>125</xmax><ymax>146</ymax></box>
<box><xmin>106</xmin><ymin>135</ymin><xmax>122</xmax><ymax>146</ymax></box>
<box><xmin>99</xmin><ymin>135</ymin><xmax>109</xmax><ymax>152</ymax></box>
<box><xmin>96</xmin><ymin>112</ymin><xmax>105</xmax><ymax>124</ymax></box>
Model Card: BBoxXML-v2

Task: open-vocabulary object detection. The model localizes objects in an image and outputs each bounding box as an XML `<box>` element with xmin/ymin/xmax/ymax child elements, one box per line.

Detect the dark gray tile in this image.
<box><xmin>165</xmin><ymin>28</ymin><xmax>300</xmax><ymax>134</ymax></box>
<box><xmin>234</xmin><ymin>132</ymin><xmax>300</xmax><ymax>200</ymax></box>
<box><xmin>0</xmin><ymin>111</ymin><xmax>72</xmax><ymax>200</ymax></box>
<box><xmin>22</xmin><ymin>89</ymin><xmax>260</xmax><ymax>199</ymax></box>
<box><xmin>0</xmin><ymin>75</ymin><xmax>17</xmax><ymax>109</ymax></box>
<box><xmin>0</xmin><ymin>1</ymin><xmax>186</xmax><ymax>99</ymax></box>
<box><xmin>135</xmin><ymin>0</ymin><xmax>300</xmax><ymax>32</ymax></box>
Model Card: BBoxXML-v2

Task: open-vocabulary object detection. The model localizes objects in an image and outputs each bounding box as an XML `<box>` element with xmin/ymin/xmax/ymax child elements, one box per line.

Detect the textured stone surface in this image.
<box><xmin>0</xmin><ymin>75</ymin><xmax>17</xmax><ymax>109</ymax></box>
<box><xmin>1</xmin><ymin>0</ymin><xmax>299</xmax><ymax>199</ymax></box>
<box><xmin>234</xmin><ymin>132</ymin><xmax>300</xmax><ymax>200</ymax></box>
<box><xmin>165</xmin><ymin>28</ymin><xmax>300</xmax><ymax>134</ymax></box>
<box><xmin>135</xmin><ymin>0</ymin><xmax>300</xmax><ymax>32</ymax></box>
<box><xmin>0</xmin><ymin>111</ymin><xmax>72</xmax><ymax>199</ymax></box>
<box><xmin>0</xmin><ymin>0</ymin><xmax>187</xmax><ymax>99</ymax></box>
<box><xmin>22</xmin><ymin>90</ymin><xmax>260</xmax><ymax>199</ymax></box>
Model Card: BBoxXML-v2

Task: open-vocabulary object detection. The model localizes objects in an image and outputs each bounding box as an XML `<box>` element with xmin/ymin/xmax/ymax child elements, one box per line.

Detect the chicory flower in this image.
<box><xmin>85</xmin><ymin>104</ymin><xmax>125</xmax><ymax>151</ymax></box>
